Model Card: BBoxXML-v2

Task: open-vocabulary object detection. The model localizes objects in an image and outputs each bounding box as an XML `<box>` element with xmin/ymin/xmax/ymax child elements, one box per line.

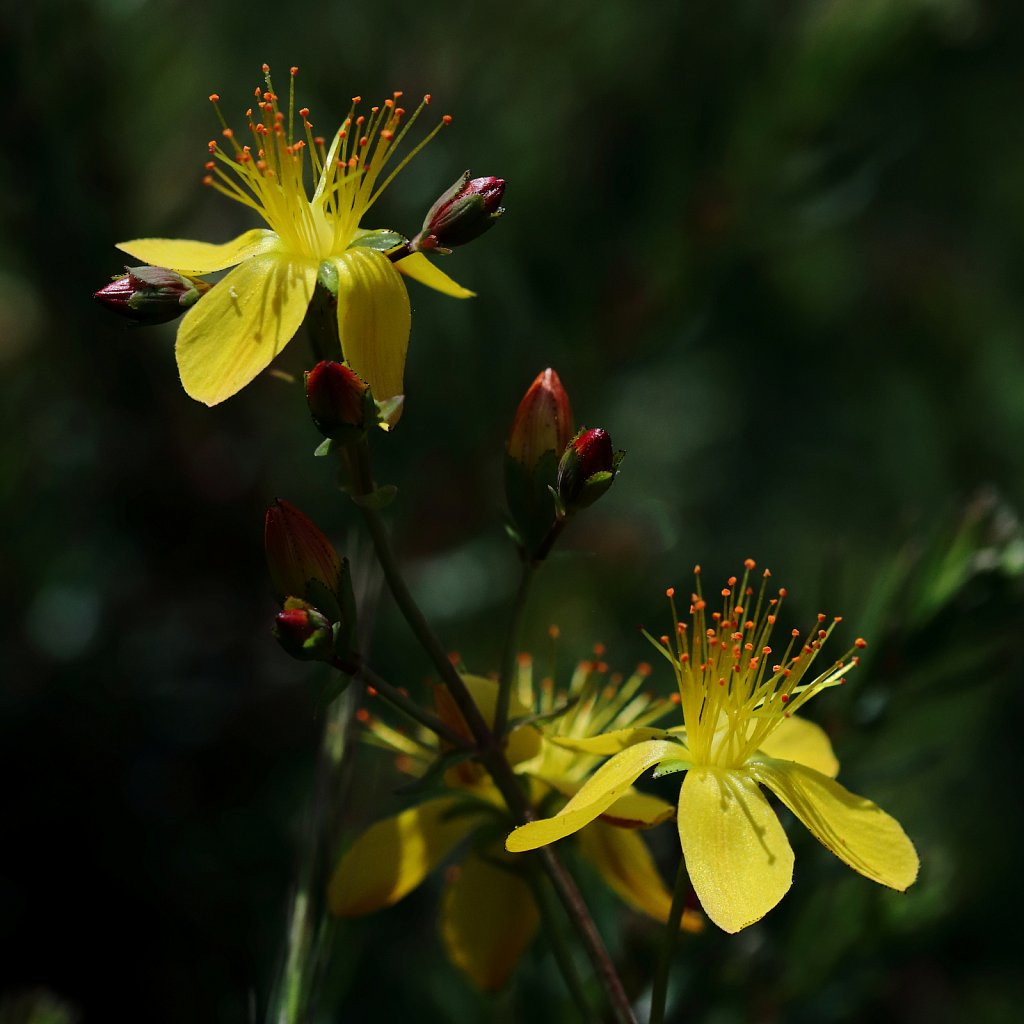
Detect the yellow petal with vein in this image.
<box><xmin>175</xmin><ymin>253</ymin><xmax>316</xmax><ymax>405</ymax></box>
<box><xmin>327</xmin><ymin>797</ymin><xmax>475</xmax><ymax>916</ymax></box>
<box><xmin>601</xmin><ymin>789</ymin><xmax>675</xmax><ymax>828</ymax></box>
<box><xmin>334</xmin><ymin>248</ymin><xmax>411</xmax><ymax>423</ymax></box>
<box><xmin>757</xmin><ymin>716</ymin><xmax>839</xmax><ymax>778</ymax></box>
<box><xmin>749</xmin><ymin>760</ymin><xmax>919</xmax><ymax>890</ymax></box>
<box><xmin>505</xmin><ymin>740</ymin><xmax>679</xmax><ymax>852</ymax></box>
<box><xmin>441</xmin><ymin>849</ymin><xmax>538</xmax><ymax>990</ymax></box>
<box><xmin>578</xmin><ymin>822</ymin><xmax>702</xmax><ymax>933</ymax></box>
<box><xmin>679</xmin><ymin>768</ymin><xmax>793</xmax><ymax>933</ymax></box>
<box><xmin>116</xmin><ymin>229</ymin><xmax>278</xmax><ymax>275</ymax></box>
<box><xmin>397</xmin><ymin>252</ymin><xmax>476</xmax><ymax>298</ymax></box>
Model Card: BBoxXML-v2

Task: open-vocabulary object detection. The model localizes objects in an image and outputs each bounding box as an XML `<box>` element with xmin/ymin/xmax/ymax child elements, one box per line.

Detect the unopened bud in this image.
<box><xmin>507</xmin><ymin>369</ymin><xmax>573</xmax><ymax>474</ymax></box>
<box><xmin>410</xmin><ymin>171</ymin><xmax>505</xmax><ymax>255</ymax></box>
<box><xmin>556</xmin><ymin>427</ymin><xmax>625</xmax><ymax>513</ymax></box>
<box><xmin>305</xmin><ymin>360</ymin><xmax>375</xmax><ymax>441</ymax></box>
<box><xmin>93</xmin><ymin>266</ymin><xmax>210</xmax><ymax>325</ymax></box>
<box><xmin>505</xmin><ymin>369</ymin><xmax>573</xmax><ymax>555</ymax></box>
<box><xmin>273</xmin><ymin>598</ymin><xmax>335</xmax><ymax>661</ymax></box>
<box><xmin>265</xmin><ymin>499</ymin><xmax>344</xmax><ymax>612</ymax></box>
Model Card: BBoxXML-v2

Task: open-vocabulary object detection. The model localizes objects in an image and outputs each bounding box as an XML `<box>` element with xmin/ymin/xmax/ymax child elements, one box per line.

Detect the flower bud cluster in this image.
<box><xmin>411</xmin><ymin>171</ymin><xmax>506</xmax><ymax>255</ymax></box>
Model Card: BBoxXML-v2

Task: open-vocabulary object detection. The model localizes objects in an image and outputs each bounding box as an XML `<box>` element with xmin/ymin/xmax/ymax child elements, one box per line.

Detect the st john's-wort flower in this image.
<box><xmin>506</xmin><ymin>561</ymin><xmax>919</xmax><ymax>933</ymax></box>
<box><xmin>116</xmin><ymin>65</ymin><xmax>474</xmax><ymax>420</ymax></box>
<box><xmin>328</xmin><ymin>658</ymin><xmax>699</xmax><ymax>991</ymax></box>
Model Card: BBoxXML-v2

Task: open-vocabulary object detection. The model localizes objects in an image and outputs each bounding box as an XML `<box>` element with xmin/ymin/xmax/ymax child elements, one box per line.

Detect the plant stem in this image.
<box><xmin>494</xmin><ymin>517</ymin><xmax>566</xmax><ymax>738</ymax></box>
<box><xmin>649</xmin><ymin>857</ymin><xmax>691</xmax><ymax>1024</ymax></box>
<box><xmin>346</xmin><ymin>437</ymin><xmax>637</xmax><ymax>1024</ymax></box>
<box><xmin>332</xmin><ymin>655</ymin><xmax>471</xmax><ymax>749</ymax></box>
<box><xmin>528</xmin><ymin>868</ymin><xmax>594</xmax><ymax>1021</ymax></box>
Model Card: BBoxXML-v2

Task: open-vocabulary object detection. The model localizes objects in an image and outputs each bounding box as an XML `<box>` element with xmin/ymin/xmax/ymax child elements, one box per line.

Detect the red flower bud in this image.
<box><xmin>556</xmin><ymin>427</ymin><xmax>624</xmax><ymax>512</ymax></box>
<box><xmin>264</xmin><ymin>499</ymin><xmax>343</xmax><ymax>608</ymax></box>
<box><xmin>507</xmin><ymin>369</ymin><xmax>573</xmax><ymax>474</ymax></box>
<box><xmin>93</xmin><ymin>266</ymin><xmax>210</xmax><ymax>325</ymax></box>
<box><xmin>273</xmin><ymin>598</ymin><xmax>335</xmax><ymax>661</ymax></box>
<box><xmin>305</xmin><ymin>360</ymin><xmax>372</xmax><ymax>439</ymax></box>
<box><xmin>411</xmin><ymin>171</ymin><xmax>506</xmax><ymax>254</ymax></box>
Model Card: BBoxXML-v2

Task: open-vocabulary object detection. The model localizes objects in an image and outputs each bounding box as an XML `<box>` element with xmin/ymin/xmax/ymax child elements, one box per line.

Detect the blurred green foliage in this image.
<box><xmin>3</xmin><ymin>0</ymin><xmax>1024</xmax><ymax>1020</ymax></box>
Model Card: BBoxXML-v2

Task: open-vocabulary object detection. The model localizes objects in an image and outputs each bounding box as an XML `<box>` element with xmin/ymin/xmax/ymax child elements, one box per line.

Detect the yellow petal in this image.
<box><xmin>756</xmin><ymin>716</ymin><xmax>839</xmax><ymax>778</ymax></box>
<box><xmin>116</xmin><ymin>229</ymin><xmax>278</xmax><ymax>275</ymax></box>
<box><xmin>601</xmin><ymin>789</ymin><xmax>675</xmax><ymax>829</ymax></box>
<box><xmin>334</xmin><ymin>248</ymin><xmax>411</xmax><ymax>423</ymax></box>
<box><xmin>175</xmin><ymin>253</ymin><xmax>316</xmax><ymax>406</ymax></box>
<box><xmin>578</xmin><ymin>822</ymin><xmax>703</xmax><ymax>933</ymax></box>
<box><xmin>440</xmin><ymin>849</ymin><xmax>538</xmax><ymax>991</ymax></box>
<box><xmin>748</xmin><ymin>760</ymin><xmax>919</xmax><ymax>891</ymax></box>
<box><xmin>327</xmin><ymin>797</ymin><xmax>476</xmax><ymax>916</ymax></box>
<box><xmin>505</xmin><ymin>740</ymin><xmax>679</xmax><ymax>852</ymax></box>
<box><xmin>550</xmin><ymin>727</ymin><xmax>679</xmax><ymax>756</ymax></box>
<box><xmin>397</xmin><ymin>252</ymin><xmax>476</xmax><ymax>298</ymax></box>
<box><xmin>679</xmin><ymin>768</ymin><xmax>793</xmax><ymax>933</ymax></box>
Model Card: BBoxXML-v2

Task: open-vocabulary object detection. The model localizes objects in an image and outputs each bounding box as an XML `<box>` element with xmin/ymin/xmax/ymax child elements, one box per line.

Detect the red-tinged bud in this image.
<box><xmin>273</xmin><ymin>598</ymin><xmax>335</xmax><ymax>661</ymax></box>
<box><xmin>304</xmin><ymin>360</ymin><xmax>375</xmax><ymax>441</ymax></box>
<box><xmin>93</xmin><ymin>266</ymin><xmax>210</xmax><ymax>325</ymax></box>
<box><xmin>410</xmin><ymin>171</ymin><xmax>506</xmax><ymax>255</ymax></box>
<box><xmin>507</xmin><ymin>369</ymin><xmax>573</xmax><ymax>473</ymax></box>
<box><xmin>265</xmin><ymin>499</ymin><xmax>344</xmax><ymax>612</ymax></box>
<box><xmin>556</xmin><ymin>427</ymin><xmax>625</xmax><ymax>513</ymax></box>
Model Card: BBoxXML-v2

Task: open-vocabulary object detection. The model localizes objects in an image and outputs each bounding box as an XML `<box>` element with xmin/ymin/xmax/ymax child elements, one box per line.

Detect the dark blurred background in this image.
<box><xmin>3</xmin><ymin>0</ymin><xmax>1024</xmax><ymax>1021</ymax></box>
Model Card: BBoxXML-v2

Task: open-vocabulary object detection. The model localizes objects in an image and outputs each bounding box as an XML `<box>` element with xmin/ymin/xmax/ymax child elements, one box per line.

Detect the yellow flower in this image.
<box><xmin>506</xmin><ymin>561</ymin><xmax>920</xmax><ymax>934</ymax></box>
<box><xmin>329</xmin><ymin>662</ymin><xmax>698</xmax><ymax>991</ymax></box>
<box><xmin>117</xmin><ymin>65</ymin><xmax>473</xmax><ymax>417</ymax></box>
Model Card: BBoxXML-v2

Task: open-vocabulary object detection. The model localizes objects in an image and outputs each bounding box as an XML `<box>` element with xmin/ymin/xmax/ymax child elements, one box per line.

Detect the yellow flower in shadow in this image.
<box><xmin>506</xmin><ymin>562</ymin><xmax>919</xmax><ymax>933</ymax></box>
<box><xmin>329</xmin><ymin>660</ymin><xmax>700</xmax><ymax>991</ymax></box>
<box><xmin>117</xmin><ymin>65</ymin><xmax>472</xmax><ymax>418</ymax></box>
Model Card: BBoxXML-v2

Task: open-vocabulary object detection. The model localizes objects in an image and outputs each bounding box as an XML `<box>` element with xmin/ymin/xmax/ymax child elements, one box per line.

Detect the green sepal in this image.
<box><xmin>316</xmin><ymin>260</ymin><xmax>339</xmax><ymax>295</ymax></box>
<box><xmin>373</xmin><ymin>394</ymin><xmax>405</xmax><ymax>430</ymax></box>
<box><xmin>350</xmin><ymin>484</ymin><xmax>398</xmax><ymax>510</ymax></box>
<box><xmin>350</xmin><ymin>230</ymin><xmax>406</xmax><ymax>254</ymax></box>
<box><xmin>313</xmin><ymin>438</ymin><xmax>335</xmax><ymax>458</ymax></box>
<box><xmin>652</xmin><ymin>758</ymin><xmax>690</xmax><ymax>779</ymax></box>
<box><xmin>505</xmin><ymin>450</ymin><xmax>560</xmax><ymax>557</ymax></box>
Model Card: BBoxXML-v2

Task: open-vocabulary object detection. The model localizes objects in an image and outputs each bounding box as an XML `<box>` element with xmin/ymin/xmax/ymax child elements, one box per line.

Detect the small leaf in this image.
<box><xmin>313</xmin><ymin>437</ymin><xmax>334</xmax><ymax>457</ymax></box>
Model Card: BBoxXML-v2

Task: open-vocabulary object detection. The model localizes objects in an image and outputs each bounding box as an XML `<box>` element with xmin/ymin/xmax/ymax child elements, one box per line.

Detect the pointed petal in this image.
<box><xmin>175</xmin><ymin>253</ymin><xmax>316</xmax><ymax>405</ymax></box>
<box><xmin>601</xmin><ymin>789</ymin><xmax>675</xmax><ymax>828</ymax></box>
<box><xmin>505</xmin><ymin>740</ymin><xmax>679</xmax><ymax>852</ymax></box>
<box><xmin>550</xmin><ymin>727</ymin><xmax>679</xmax><ymax>756</ymax></box>
<box><xmin>748</xmin><ymin>760</ymin><xmax>919</xmax><ymax>891</ymax></box>
<box><xmin>578</xmin><ymin>822</ymin><xmax>703</xmax><ymax>932</ymax></box>
<box><xmin>116</xmin><ymin>229</ymin><xmax>278</xmax><ymax>275</ymax></box>
<box><xmin>440</xmin><ymin>850</ymin><xmax>538</xmax><ymax>990</ymax></box>
<box><xmin>327</xmin><ymin>797</ymin><xmax>476</xmax><ymax>916</ymax></box>
<box><xmin>756</xmin><ymin>716</ymin><xmax>839</xmax><ymax>778</ymax></box>
<box><xmin>679</xmin><ymin>768</ymin><xmax>793</xmax><ymax>933</ymax></box>
<box><xmin>334</xmin><ymin>248</ymin><xmax>411</xmax><ymax>422</ymax></box>
<box><xmin>397</xmin><ymin>252</ymin><xmax>476</xmax><ymax>298</ymax></box>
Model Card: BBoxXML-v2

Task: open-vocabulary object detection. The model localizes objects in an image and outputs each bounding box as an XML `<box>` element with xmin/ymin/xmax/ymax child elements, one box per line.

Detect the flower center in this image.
<box><xmin>655</xmin><ymin>560</ymin><xmax>865</xmax><ymax>768</ymax></box>
<box><xmin>203</xmin><ymin>64</ymin><xmax>451</xmax><ymax>260</ymax></box>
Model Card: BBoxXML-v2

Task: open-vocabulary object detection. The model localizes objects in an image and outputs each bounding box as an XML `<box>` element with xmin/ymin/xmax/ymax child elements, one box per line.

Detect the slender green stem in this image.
<box><xmin>332</xmin><ymin>655</ymin><xmax>471</xmax><ymax>749</ymax></box>
<box><xmin>345</xmin><ymin>437</ymin><xmax>638</xmax><ymax>1024</ymax></box>
<box><xmin>528</xmin><ymin>868</ymin><xmax>594</xmax><ymax>1021</ymax></box>
<box><xmin>494</xmin><ymin>517</ymin><xmax>566</xmax><ymax>738</ymax></box>
<box><xmin>494</xmin><ymin>561</ymin><xmax>536</xmax><ymax>739</ymax></box>
<box><xmin>649</xmin><ymin>857</ymin><xmax>691</xmax><ymax>1024</ymax></box>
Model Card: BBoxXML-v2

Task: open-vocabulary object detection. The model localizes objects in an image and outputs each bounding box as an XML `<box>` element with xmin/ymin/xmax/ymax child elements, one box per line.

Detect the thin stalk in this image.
<box><xmin>345</xmin><ymin>438</ymin><xmax>637</xmax><ymax>1024</ymax></box>
<box><xmin>528</xmin><ymin>869</ymin><xmax>594</xmax><ymax>1021</ymax></box>
<box><xmin>332</xmin><ymin>655</ymin><xmax>471</xmax><ymax>749</ymax></box>
<box><xmin>649</xmin><ymin>857</ymin><xmax>691</xmax><ymax>1024</ymax></box>
<box><xmin>494</xmin><ymin>517</ymin><xmax>566</xmax><ymax>738</ymax></box>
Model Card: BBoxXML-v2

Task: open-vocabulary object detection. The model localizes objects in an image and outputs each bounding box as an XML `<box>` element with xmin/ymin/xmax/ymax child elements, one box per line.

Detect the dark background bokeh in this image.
<box><xmin>3</xmin><ymin>1</ymin><xmax>1024</xmax><ymax>1021</ymax></box>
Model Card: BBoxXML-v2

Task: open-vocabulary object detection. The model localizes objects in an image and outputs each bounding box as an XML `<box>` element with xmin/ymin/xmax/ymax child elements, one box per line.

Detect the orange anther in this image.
<box><xmin>222</xmin><ymin>128</ymin><xmax>234</xmax><ymax>138</ymax></box>
<box><xmin>299</xmin><ymin>107</ymin><xmax>309</xmax><ymax>118</ymax></box>
<box><xmin>262</xmin><ymin>63</ymin><xmax>270</xmax><ymax>73</ymax></box>
<box><xmin>380</xmin><ymin>129</ymin><xmax>394</xmax><ymax>140</ymax></box>
<box><xmin>423</xmin><ymin>93</ymin><xmax>432</xmax><ymax>103</ymax></box>
<box><xmin>290</xmin><ymin>66</ymin><xmax>299</xmax><ymax>75</ymax></box>
<box><xmin>855</xmin><ymin>637</ymin><xmax>868</xmax><ymax>648</ymax></box>
<box><xmin>442</xmin><ymin>114</ymin><xmax>453</xmax><ymax>124</ymax></box>
<box><xmin>665</xmin><ymin>587</ymin><xmax>675</xmax><ymax>598</ymax></box>
<box><xmin>209</xmin><ymin>93</ymin><xmax>220</xmax><ymax>102</ymax></box>
<box><xmin>744</xmin><ymin>558</ymin><xmax>756</xmax><ymax>570</ymax></box>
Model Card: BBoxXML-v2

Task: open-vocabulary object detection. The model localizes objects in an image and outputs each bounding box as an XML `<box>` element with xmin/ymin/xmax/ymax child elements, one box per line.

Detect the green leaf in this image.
<box><xmin>351</xmin><ymin>230</ymin><xmax>406</xmax><ymax>253</ymax></box>
<box><xmin>652</xmin><ymin>758</ymin><xmax>690</xmax><ymax>778</ymax></box>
